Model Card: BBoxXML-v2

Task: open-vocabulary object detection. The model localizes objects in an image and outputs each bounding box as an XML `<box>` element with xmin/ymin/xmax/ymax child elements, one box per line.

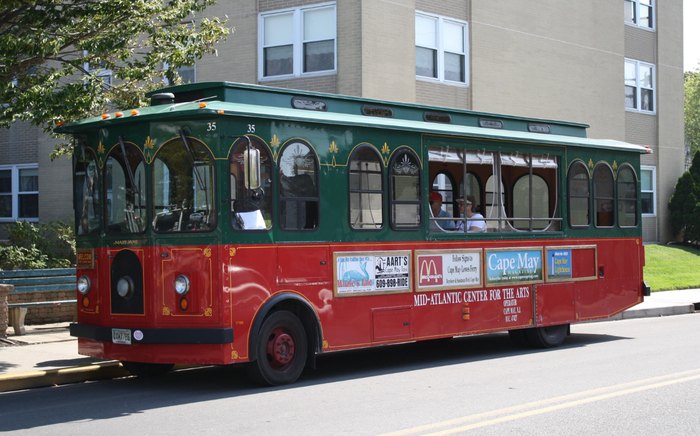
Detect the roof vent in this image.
<box><xmin>151</xmin><ymin>93</ymin><xmax>175</xmax><ymax>106</ymax></box>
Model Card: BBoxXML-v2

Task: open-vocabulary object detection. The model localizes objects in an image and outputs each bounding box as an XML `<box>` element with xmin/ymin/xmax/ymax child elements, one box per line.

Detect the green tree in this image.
<box><xmin>686</xmin><ymin>70</ymin><xmax>700</xmax><ymax>159</ymax></box>
<box><xmin>669</xmin><ymin>151</ymin><xmax>700</xmax><ymax>244</ymax></box>
<box><xmin>0</xmin><ymin>0</ymin><xmax>230</xmax><ymax>150</ymax></box>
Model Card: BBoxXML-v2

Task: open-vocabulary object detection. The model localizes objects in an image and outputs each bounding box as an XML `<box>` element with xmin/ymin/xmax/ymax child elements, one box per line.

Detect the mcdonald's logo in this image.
<box><xmin>418</xmin><ymin>256</ymin><xmax>443</xmax><ymax>286</ymax></box>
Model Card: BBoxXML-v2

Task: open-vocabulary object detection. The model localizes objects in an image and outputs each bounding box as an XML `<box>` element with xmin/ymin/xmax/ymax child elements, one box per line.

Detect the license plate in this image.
<box><xmin>112</xmin><ymin>328</ymin><xmax>132</xmax><ymax>345</ymax></box>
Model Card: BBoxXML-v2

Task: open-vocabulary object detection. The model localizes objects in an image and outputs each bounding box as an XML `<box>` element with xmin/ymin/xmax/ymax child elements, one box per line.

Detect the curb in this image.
<box><xmin>0</xmin><ymin>361</ymin><xmax>129</xmax><ymax>393</ymax></box>
<box><xmin>607</xmin><ymin>304</ymin><xmax>696</xmax><ymax>321</ymax></box>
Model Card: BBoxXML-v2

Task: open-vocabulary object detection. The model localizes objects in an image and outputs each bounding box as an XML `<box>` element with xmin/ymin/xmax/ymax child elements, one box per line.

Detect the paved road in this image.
<box><xmin>1</xmin><ymin>314</ymin><xmax>699</xmax><ymax>435</ymax></box>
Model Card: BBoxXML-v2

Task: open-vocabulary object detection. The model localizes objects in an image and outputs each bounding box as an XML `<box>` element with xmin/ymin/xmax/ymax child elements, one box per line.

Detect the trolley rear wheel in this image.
<box><xmin>525</xmin><ymin>324</ymin><xmax>569</xmax><ymax>348</ymax></box>
<box><xmin>248</xmin><ymin>310</ymin><xmax>308</xmax><ymax>386</ymax></box>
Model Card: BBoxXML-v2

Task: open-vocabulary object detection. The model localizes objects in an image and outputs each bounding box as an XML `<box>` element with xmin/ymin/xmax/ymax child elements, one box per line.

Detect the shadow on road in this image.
<box><xmin>0</xmin><ymin>331</ymin><xmax>629</xmax><ymax>431</ymax></box>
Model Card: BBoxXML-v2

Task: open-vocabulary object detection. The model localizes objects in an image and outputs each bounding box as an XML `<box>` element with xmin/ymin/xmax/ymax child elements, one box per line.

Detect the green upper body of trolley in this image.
<box><xmin>57</xmin><ymin>82</ymin><xmax>648</xmax><ymax>247</ymax></box>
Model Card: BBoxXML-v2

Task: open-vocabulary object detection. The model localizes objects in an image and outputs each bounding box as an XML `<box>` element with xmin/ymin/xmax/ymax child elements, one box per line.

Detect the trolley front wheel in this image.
<box><xmin>248</xmin><ymin>310</ymin><xmax>308</xmax><ymax>386</ymax></box>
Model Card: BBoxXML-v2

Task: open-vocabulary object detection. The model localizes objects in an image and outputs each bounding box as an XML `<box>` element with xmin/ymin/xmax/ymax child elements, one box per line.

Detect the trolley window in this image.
<box><xmin>349</xmin><ymin>144</ymin><xmax>383</xmax><ymax>230</ymax></box>
<box><xmin>390</xmin><ymin>148</ymin><xmax>421</xmax><ymax>229</ymax></box>
<box><xmin>230</xmin><ymin>136</ymin><xmax>272</xmax><ymax>230</ymax></box>
<box><xmin>152</xmin><ymin>135</ymin><xmax>216</xmax><ymax>233</ymax></box>
<box><xmin>617</xmin><ymin>164</ymin><xmax>638</xmax><ymax>227</ymax></box>
<box><xmin>568</xmin><ymin>160</ymin><xmax>590</xmax><ymax>227</ymax></box>
<box><xmin>105</xmin><ymin>140</ymin><xmax>146</xmax><ymax>234</ymax></box>
<box><xmin>593</xmin><ymin>163</ymin><xmax>614</xmax><ymax>227</ymax></box>
<box><xmin>74</xmin><ymin>147</ymin><xmax>102</xmax><ymax>235</ymax></box>
<box><xmin>279</xmin><ymin>141</ymin><xmax>319</xmax><ymax>230</ymax></box>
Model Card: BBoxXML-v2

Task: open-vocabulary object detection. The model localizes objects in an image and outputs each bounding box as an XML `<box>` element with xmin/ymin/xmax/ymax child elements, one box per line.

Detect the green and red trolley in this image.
<box><xmin>59</xmin><ymin>82</ymin><xmax>649</xmax><ymax>385</ymax></box>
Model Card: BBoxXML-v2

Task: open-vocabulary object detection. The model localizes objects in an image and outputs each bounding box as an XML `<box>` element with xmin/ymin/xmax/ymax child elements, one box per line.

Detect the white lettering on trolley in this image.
<box><xmin>414</xmin><ymin>286</ymin><xmax>531</xmax><ymax>324</ymax></box>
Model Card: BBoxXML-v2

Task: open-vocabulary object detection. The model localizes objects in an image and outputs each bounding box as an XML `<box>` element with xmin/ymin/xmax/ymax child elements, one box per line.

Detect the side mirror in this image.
<box><xmin>243</xmin><ymin>148</ymin><xmax>261</xmax><ymax>190</ymax></box>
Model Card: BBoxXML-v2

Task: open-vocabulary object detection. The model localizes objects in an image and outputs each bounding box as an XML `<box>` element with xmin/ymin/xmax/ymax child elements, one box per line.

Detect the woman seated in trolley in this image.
<box><xmin>456</xmin><ymin>195</ymin><xmax>486</xmax><ymax>232</ymax></box>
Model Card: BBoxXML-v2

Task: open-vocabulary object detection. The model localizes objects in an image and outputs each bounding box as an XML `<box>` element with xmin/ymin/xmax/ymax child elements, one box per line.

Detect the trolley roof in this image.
<box><xmin>57</xmin><ymin>82</ymin><xmax>650</xmax><ymax>154</ymax></box>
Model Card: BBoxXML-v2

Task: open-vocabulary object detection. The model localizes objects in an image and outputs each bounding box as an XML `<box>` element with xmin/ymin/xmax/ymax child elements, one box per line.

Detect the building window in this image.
<box><xmin>625</xmin><ymin>0</ymin><xmax>654</xmax><ymax>30</ymax></box>
<box><xmin>625</xmin><ymin>59</ymin><xmax>655</xmax><ymax>113</ymax></box>
<box><xmin>163</xmin><ymin>63</ymin><xmax>196</xmax><ymax>85</ymax></box>
<box><xmin>415</xmin><ymin>12</ymin><xmax>468</xmax><ymax>84</ymax></box>
<box><xmin>0</xmin><ymin>164</ymin><xmax>39</xmax><ymax>222</ymax></box>
<box><xmin>259</xmin><ymin>3</ymin><xmax>336</xmax><ymax>79</ymax></box>
<box><xmin>640</xmin><ymin>165</ymin><xmax>656</xmax><ymax>216</ymax></box>
<box><xmin>83</xmin><ymin>53</ymin><xmax>112</xmax><ymax>87</ymax></box>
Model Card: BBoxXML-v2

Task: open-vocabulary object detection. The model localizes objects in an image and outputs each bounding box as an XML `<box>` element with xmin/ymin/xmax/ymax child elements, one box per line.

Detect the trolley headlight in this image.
<box><xmin>174</xmin><ymin>274</ymin><xmax>190</xmax><ymax>295</ymax></box>
<box><xmin>77</xmin><ymin>276</ymin><xmax>91</xmax><ymax>295</ymax></box>
<box><xmin>116</xmin><ymin>276</ymin><xmax>134</xmax><ymax>299</ymax></box>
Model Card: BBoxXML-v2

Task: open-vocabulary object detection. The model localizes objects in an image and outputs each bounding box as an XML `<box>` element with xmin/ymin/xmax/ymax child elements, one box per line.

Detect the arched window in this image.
<box><xmin>593</xmin><ymin>163</ymin><xmax>614</xmax><ymax>227</ymax></box>
<box><xmin>229</xmin><ymin>136</ymin><xmax>273</xmax><ymax>230</ymax></box>
<box><xmin>279</xmin><ymin>141</ymin><xmax>319</xmax><ymax>230</ymax></box>
<box><xmin>431</xmin><ymin>172</ymin><xmax>454</xmax><ymax>217</ymax></box>
<box><xmin>568</xmin><ymin>161</ymin><xmax>590</xmax><ymax>227</ymax></box>
<box><xmin>617</xmin><ymin>164</ymin><xmax>638</xmax><ymax>227</ymax></box>
<box><xmin>152</xmin><ymin>134</ymin><xmax>216</xmax><ymax>233</ymax></box>
<box><xmin>485</xmin><ymin>174</ymin><xmax>505</xmax><ymax>231</ymax></box>
<box><xmin>513</xmin><ymin>174</ymin><xmax>549</xmax><ymax>230</ymax></box>
<box><xmin>391</xmin><ymin>149</ymin><xmax>421</xmax><ymax>229</ymax></box>
<box><xmin>74</xmin><ymin>148</ymin><xmax>102</xmax><ymax>235</ymax></box>
<box><xmin>461</xmin><ymin>172</ymin><xmax>481</xmax><ymax>210</ymax></box>
<box><xmin>349</xmin><ymin>144</ymin><xmax>383</xmax><ymax>229</ymax></box>
<box><xmin>105</xmin><ymin>140</ymin><xmax>146</xmax><ymax>234</ymax></box>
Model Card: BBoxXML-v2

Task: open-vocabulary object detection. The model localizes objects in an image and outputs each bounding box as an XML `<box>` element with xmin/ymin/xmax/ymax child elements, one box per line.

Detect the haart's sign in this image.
<box><xmin>334</xmin><ymin>251</ymin><xmax>411</xmax><ymax>296</ymax></box>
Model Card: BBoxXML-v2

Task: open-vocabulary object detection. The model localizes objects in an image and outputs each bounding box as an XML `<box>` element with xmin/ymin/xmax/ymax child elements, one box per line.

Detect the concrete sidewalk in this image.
<box><xmin>1</xmin><ymin>289</ymin><xmax>699</xmax><ymax>392</ymax></box>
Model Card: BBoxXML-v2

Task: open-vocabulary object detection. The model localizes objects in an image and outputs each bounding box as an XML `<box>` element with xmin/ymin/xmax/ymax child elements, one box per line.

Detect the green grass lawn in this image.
<box><xmin>644</xmin><ymin>244</ymin><xmax>700</xmax><ymax>291</ymax></box>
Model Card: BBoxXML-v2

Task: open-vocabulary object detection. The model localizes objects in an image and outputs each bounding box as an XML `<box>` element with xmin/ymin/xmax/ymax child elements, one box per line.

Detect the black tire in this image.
<box><xmin>525</xmin><ymin>324</ymin><xmax>569</xmax><ymax>348</ymax></box>
<box><xmin>248</xmin><ymin>310</ymin><xmax>308</xmax><ymax>386</ymax></box>
<box><xmin>122</xmin><ymin>361</ymin><xmax>174</xmax><ymax>377</ymax></box>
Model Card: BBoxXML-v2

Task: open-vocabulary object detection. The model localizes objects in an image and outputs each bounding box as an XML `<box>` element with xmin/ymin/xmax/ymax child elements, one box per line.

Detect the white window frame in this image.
<box><xmin>415</xmin><ymin>11</ymin><xmax>469</xmax><ymax>86</ymax></box>
<box><xmin>0</xmin><ymin>163</ymin><xmax>39</xmax><ymax>222</ymax></box>
<box><xmin>163</xmin><ymin>62</ymin><xmax>197</xmax><ymax>85</ymax></box>
<box><xmin>624</xmin><ymin>0</ymin><xmax>655</xmax><ymax>31</ymax></box>
<box><xmin>82</xmin><ymin>52</ymin><xmax>113</xmax><ymax>87</ymax></box>
<box><xmin>625</xmin><ymin>59</ymin><xmax>656</xmax><ymax>114</ymax></box>
<box><xmin>258</xmin><ymin>2</ymin><xmax>337</xmax><ymax>81</ymax></box>
<box><xmin>640</xmin><ymin>165</ymin><xmax>656</xmax><ymax>217</ymax></box>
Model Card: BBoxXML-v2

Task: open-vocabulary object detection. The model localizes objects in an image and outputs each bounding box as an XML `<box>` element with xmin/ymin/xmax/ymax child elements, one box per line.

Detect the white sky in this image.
<box><xmin>685</xmin><ymin>0</ymin><xmax>699</xmax><ymax>71</ymax></box>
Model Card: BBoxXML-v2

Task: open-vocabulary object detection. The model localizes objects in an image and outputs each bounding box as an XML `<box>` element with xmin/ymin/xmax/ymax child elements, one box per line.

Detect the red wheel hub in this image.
<box><xmin>266</xmin><ymin>327</ymin><xmax>296</xmax><ymax>368</ymax></box>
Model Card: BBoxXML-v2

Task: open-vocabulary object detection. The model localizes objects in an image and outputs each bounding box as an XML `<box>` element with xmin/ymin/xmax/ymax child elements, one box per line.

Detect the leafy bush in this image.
<box><xmin>0</xmin><ymin>221</ymin><xmax>75</xmax><ymax>270</ymax></box>
<box><xmin>669</xmin><ymin>151</ymin><xmax>700</xmax><ymax>245</ymax></box>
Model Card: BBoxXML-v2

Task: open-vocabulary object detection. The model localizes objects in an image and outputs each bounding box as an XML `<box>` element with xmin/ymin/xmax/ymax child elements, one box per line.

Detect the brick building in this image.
<box><xmin>0</xmin><ymin>0</ymin><xmax>684</xmax><ymax>242</ymax></box>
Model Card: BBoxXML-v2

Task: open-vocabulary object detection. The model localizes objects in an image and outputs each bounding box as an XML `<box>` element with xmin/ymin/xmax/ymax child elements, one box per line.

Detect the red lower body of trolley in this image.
<box><xmin>71</xmin><ymin>237</ymin><xmax>645</xmax><ymax>377</ymax></box>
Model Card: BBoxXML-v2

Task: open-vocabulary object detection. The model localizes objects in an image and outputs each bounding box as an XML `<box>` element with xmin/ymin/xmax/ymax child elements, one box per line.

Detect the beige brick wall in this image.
<box><xmin>655</xmin><ymin>1</ymin><xmax>685</xmax><ymax>242</ymax></box>
<box><xmin>471</xmin><ymin>1</ymin><xmax>625</xmax><ymax>140</ymax></box>
<box><xmin>37</xmin><ymin>135</ymin><xmax>73</xmax><ymax>223</ymax></box>
<box><xmin>415</xmin><ymin>0</ymin><xmax>468</xmax><ymax>20</ymax></box>
<box><xmin>0</xmin><ymin>122</ymin><xmax>40</xmax><ymax>164</ymax></box>
<box><xmin>360</xmin><ymin>0</ymin><xmax>416</xmax><ymax>103</ymax></box>
<box><xmin>337</xmin><ymin>0</ymin><xmax>362</xmax><ymax>96</ymax></box>
<box><xmin>625</xmin><ymin>26</ymin><xmax>657</xmax><ymax>64</ymax></box>
<box><xmin>197</xmin><ymin>0</ymin><xmax>258</xmax><ymax>84</ymax></box>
